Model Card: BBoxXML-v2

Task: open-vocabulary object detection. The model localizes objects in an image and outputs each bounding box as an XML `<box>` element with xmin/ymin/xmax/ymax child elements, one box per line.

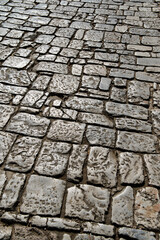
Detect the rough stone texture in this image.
<box><xmin>3</xmin><ymin>56</ymin><xmax>30</xmax><ymax>69</ymax></box>
<box><xmin>152</xmin><ymin>109</ymin><xmax>160</xmax><ymax>135</ymax></box>
<box><xmin>119</xmin><ymin>227</ymin><xmax>156</xmax><ymax>240</ymax></box>
<box><xmin>34</xmin><ymin>62</ymin><xmax>68</xmax><ymax>74</ymax></box>
<box><xmin>112</xmin><ymin>186</ymin><xmax>134</xmax><ymax>227</ymax></box>
<box><xmin>47</xmin><ymin>218</ymin><xmax>80</xmax><ymax>231</ymax></box>
<box><xmin>65</xmin><ymin>185</ymin><xmax>110</xmax><ymax>222</ymax></box>
<box><xmin>5</xmin><ymin>136</ymin><xmax>41</xmax><ymax>172</ymax></box>
<box><xmin>47</xmin><ymin>120</ymin><xmax>85</xmax><ymax>143</ymax></box>
<box><xmin>119</xmin><ymin>152</ymin><xmax>144</xmax><ymax>185</ymax></box>
<box><xmin>144</xmin><ymin>154</ymin><xmax>160</xmax><ymax>187</ymax></box>
<box><xmin>21</xmin><ymin>175</ymin><xmax>66</xmax><ymax>216</ymax></box>
<box><xmin>0</xmin><ymin>131</ymin><xmax>16</xmax><ymax>164</ymax></box>
<box><xmin>87</xmin><ymin>147</ymin><xmax>117</xmax><ymax>187</ymax></box>
<box><xmin>35</xmin><ymin>141</ymin><xmax>71</xmax><ymax>176</ymax></box>
<box><xmin>13</xmin><ymin>226</ymin><xmax>49</xmax><ymax>240</ymax></box>
<box><xmin>0</xmin><ymin>226</ymin><xmax>12</xmax><ymax>240</ymax></box>
<box><xmin>116</xmin><ymin>131</ymin><xmax>157</xmax><ymax>153</ymax></box>
<box><xmin>0</xmin><ymin>104</ymin><xmax>15</xmax><ymax>128</ymax></box>
<box><xmin>135</xmin><ymin>187</ymin><xmax>160</xmax><ymax>230</ymax></box>
<box><xmin>83</xmin><ymin>222</ymin><xmax>114</xmax><ymax>237</ymax></box>
<box><xmin>0</xmin><ymin>171</ymin><xmax>7</xmax><ymax>195</ymax></box>
<box><xmin>84</xmin><ymin>65</ymin><xmax>107</xmax><ymax>76</ymax></box>
<box><xmin>6</xmin><ymin>113</ymin><xmax>50</xmax><ymax>137</ymax></box>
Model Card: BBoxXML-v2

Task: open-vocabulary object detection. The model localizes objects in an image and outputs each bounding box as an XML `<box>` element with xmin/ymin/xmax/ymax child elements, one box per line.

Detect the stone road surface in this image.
<box><xmin>0</xmin><ymin>0</ymin><xmax>160</xmax><ymax>239</ymax></box>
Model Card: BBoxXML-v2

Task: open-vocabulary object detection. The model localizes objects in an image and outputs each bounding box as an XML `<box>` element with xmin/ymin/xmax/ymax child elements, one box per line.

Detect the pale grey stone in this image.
<box><xmin>48</xmin><ymin>74</ymin><xmax>80</xmax><ymax>94</ymax></box>
<box><xmin>114</xmin><ymin>78</ymin><xmax>127</xmax><ymax>87</ymax></box>
<box><xmin>137</xmin><ymin>58</ymin><xmax>160</xmax><ymax>67</ymax></box>
<box><xmin>35</xmin><ymin>141</ymin><xmax>71</xmax><ymax>176</ymax></box>
<box><xmin>32</xmin><ymin>75</ymin><xmax>51</xmax><ymax>90</ymax></box>
<box><xmin>66</xmin><ymin>96</ymin><xmax>104</xmax><ymax>113</ymax></box>
<box><xmin>65</xmin><ymin>184</ymin><xmax>110</xmax><ymax>222</ymax></box>
<box><xmin>104</xmin><ymin>32</ymin><xmax>121</xmax><ymax>43</ymax></box>
<box><xmin>135</xmin><ymin>187</ymin><xmax>160</xmax><ymax>230</ymax></box>
<box><xmin>119</xmin><ymin>227</ymin><xmax>156</xmax><ymax>240</ymax></box>
<box><xmin>152</xmin><ymin>109</ymin><xmax>160</xmax><ymax>135</ymax></box>
<box><xmin>34</xmin><ymin>62</ymin><xmax>68</xmax><ymax>74</ymax></box>
<box><xmin>3</xmin><ymin>56</ymin><xmax>30</xmax><ymax>69</ymax></box>
<box><xmin>0</xmin><ymin>67</ymin><xmax>30</xmax><ymax>86</ymax></box>
<box><xmin>72</xmin><ymin>64</ymin><xmax>83</xmax><ymax>76</ymax></box>
<box><xmin>84</xmin><ymin>30</ymin><xmax>103</xmax><ymax>41</ymax></box>
<box><xmin>1</xmin><ymin>212</ymin><xmax>29</xmax><ymax>224</ymax></box>
<box><xmin>56</xmin><ymin>28</ymin><xmax>75</xmax><ymax>38</ymax></box>
<box><xmin>30</xmin><ymin>216</ymin><xmax>47</xmax><ymax>227</ymax></box>
<box><xmin>6</xmin><ymin>113</ymin><xmax>50</xmax><ymax>137</ymax></box>
<box><xmin>84</xmin><ymin>65</ymin><xmax>107</xmax><ymax>76</ymax></box>
<box><xmin>77</xmin><ymin>112</ymin><xmax>113</xmax><ymax>127</ymax></box>
<box><xmin>21</xmin><ymin>175</ymin><xmax>66</xmax><ymax>216</ymax></box>
<box><xmin>47</xmin><ymin>120</ymin><xmax>85</xmax><ymax>143</ymax></box>
<box><xmin>0</xmin><ymin>226</ymin><xmax>12</xmax><ymax>240</ymax></box>
<box><xmin>21</xmin><ymin>90</ymin><xmax>47</xmax><ymax>108</ymax></box>
<box><xmin>87</xmin><ymin>147</ymin><xmax>117</xmax><ymax>187</ymax></box>
<box><xmin>70</xmin><ymin>21</ymin><xmax>92</xmax><ymax>29</ymax></box>
<box><xmin>0</xmin><ymin>171</ymin><xmax>6</xmax><ymax>196</ymax></box>
<box><xmin>67</xmin><ymin>145</ymin><xmax>88</xmax><ymax>182</ymax></box>
<box><xmin>128</xmin><ymin>81</ymin><xmax>150</xmax><ymax>104</ymax></box>
<box><xmin>47</xmin><ymin>218</ymin><xmax>80</xmax><ymax>231</ymax></box>
<box><xmin>0</xmin><ymin>131</ymin><xmax>16</xmax><ymax>164</ymax></box>
<box><xmin>62</xmin><ymin>234</ymin><xmax>71</xmax><ymax>240</ymax></box>
<box><xmin>50</xmin><ymin>18</ymin><xmax>70</xmax><ymax>27</ymax></box>
<box><xmin>144</xmin><ymin>154</ymin><xmax>160</xmax><ymax>187</ymax></box>
<box><xmin>0</xmin><ymin>104</ymin><xmax>15</xmax><ymax>128</ymax></box>
<box><xmin>35</xmin><ymin>34</ymin><xmax>53</xmax><ymax>44</ymax></box>
<box><xmin>81</xmin><ymin>75</ymin><xmax>100</xmax><ymax>89</ymax></box>
<box><xmin>119</xmin><ymin>152</ymin><xmax>144</xmax><ymax>184</ymax></box>
<box><xmin>0</xmin><ymin>46</ymin><xmax>13</xmax><ymax>60</ymax></box>
<box><xmin>95</xmin><ymin>52</ymin><xmax>119</xmax><ymax>62</ymax></box>
<box><xmin>153</xmin><ymin>90</ymin><xmax>160</xmax><ymax>107</ymax></box>
<box><xmin>83</xmin><ymin>222</ymin><xmax>114</xmax><ymax>237</ymax></box>
<box><xmin>51</xmin><ymin>37</ymin><xmax>69</xmax><ymax>47</ymax></box>
<box><xmin>106</xmin><ymin>102</ymin><xmax>148</xmax><ymax>120</ymax></box>
<box><xmin>74</xmin><ymin>234</ymin><xmax>113</xmax><ymax>240</ymax></box>
<box><xmin>0</xmin><ymin>93</ymin><xmax>12</xmax><ymax>104</ymax></box>
<box><xmin>109</xmin><ymin>68</ymin><xmax>134</xmax><ymax>79</ymax></box>
<box><xmin>115</xmin><ymin>117</ymin><xmax>152</xmax><ymax>133</ymax></box>
<box><xmin>5</xmin><ymin>136</ymin><xmax>41</xmax><ymax>172</ymax></box>
<box><xmin>86</xmin><ymin>125</ymin><xmax>116</xmax><ymax>147</ymax></box>
<box><xmin>99</xmin><ymin>78</ymin><xmax>112</xmax><ymax>91</ymax></box>
<box><xmin>0</xmin><ymin>173</ymin><xmax>26</xmax><ymax>209</ymax></box>
<box><xmin>28</xmin><ymin>16</ymin><xmax>50</xmax><ymax>25</ymax></box>
<box><xmin>136</xmin><ymin>72</ymin><xmax>160</xmax><ymax>83</ymax></box>
<box><xmin>142</xmin><ymin>36</ymin><xmax>160</xmax><ymax>45</ymax></box>
<box><xmin>116</xmin><ymin>131</ymin><xmax>157</xmax><ymax>153</ymax></box>
<box><xmin>0</xmin><ymin>83</ymin><xmax>27</xmax><ymax>95</ymax></box>
<box><xmin>110</xmin><ymin>87</ymin><xmax>126</xmax><ymax>103</ymax></box>
<box><xmin>112</xmin><ymin>186</ymin><xmax>134</xmax><ymax>226</ymax></box>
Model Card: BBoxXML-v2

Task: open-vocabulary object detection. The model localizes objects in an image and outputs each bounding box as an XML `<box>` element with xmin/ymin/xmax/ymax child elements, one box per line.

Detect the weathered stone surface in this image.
<box><xmin>119</xmin><ymin>152</ymin><xmax>144</xmax><ymax>184</ymax></box>
<box><xmin>82</xmin><ymin>75</ymin><xmax>100</xmax><ymax>89</ymax></box>
<box><xmin>30</xmin><ymin>216</ymin><xmax>47</xmax><ymax>227</ymax></box>
<box><xmin>0</xmin><ymin>226</ymin><xmax>12</xmax><ymax>240</ymax></box>
<box><xmin>65</xmin><ymin>184</ymin><xmax>110</xmax><ymax>222</ymax></box>
<box><xmin>152</xmin><ymin>109</ymin><xmax>160</xmax><ymax>135</ymax></box>
<box><xmin>128</xmin><ymin>81</ymin><xmax>150</xmax><ymax>104</ymax></box>
<box><xmin>34</xmin><ymin>62</ymin><xmax>68</xmax><ymax>74</ymax></box>
<box><xmin>13</xmin><ymin>226</ymin><xmax>49</xmax><ymax>240</ymax></box>
<box><xmin>6</xmin><ymin>113</ymin><xmax>50</xmax><ymax>137</ymax></box>
<box><xmin>35</xmin><ymin>141</ymin><xmax>71</xmax><ymax>176</ymax></box>
<box><xmin>119</xmin><ymin>227</ymin><xmax>156</xmax><ymax>240</ymax></box>
<box><xmin>112</xmin><ymin>187</ymin><xmax>134</xmax><ymax>227</ymax></box>
<box><xmin>136</xmin><ymin>72</ymin><xmax>160</xmax><ymax>83</ymax></box>
<box><xmin>84</xmin><ymin>30</ymin><xmax>103</xmax><ymax>41</ymax></box>
<box><xmin>47</xmin><ymin>120</ymin><xmax>85</xmax><ymax>143</ymax></box>
<box><xmin>153</xmin><ymin>90</ymin><xmax>160</xmax><ymax>107</ymax></box>
<box><xmin>116</xmin><ymin>131</ymin><xmax>157</xmax><ymax>153</ymax></box>
<box><xmin>115</xmin><ymin>118</ymin><xmax>152</xmax><ymax>133</ymax></box>
<box><xmin>48</xmin><ymin>74</ymin><xmax>80</xmax><ymax>94</ymax></box>
<box><xmin>86</xmin><ymin>125</ymin><xmax>116</xmax><ymax>147</ymax></box>
<box><xmin>0</xmin><ymin>131</ymin><xmax>16</xmax><ymax>164</ymax></box>
<box><xmin>84</xmin><ymin>65</ymin><xmax>107</xmax><ymax>76</ymax></box>
<box><xmin>95</xmin><ymin>52</ymin><xmax>119</xmax><ymax>62</ymax></box>
<box><xmin>21</xmin><ymin>175</ymin><xmax>66</xmax><ymax>216</ymax></box>
<box><xmin>5</xmin><ymin>136</ymin><xmax>41</xmax><ymax>172</ymax></box>
<box><xmin>70</xmin><ymin>21</ymin><xmax>92</xmax><ymax>29</ymax></box>
<box><xmin>3</xmin><ymin>56</ymin><xmax>30</xmax><ymax>69</ymax></box>
<box><xmin>47</xmin><ymin>218</ymin><xmax>80</xmax><ymax>231</ymax></box>
<box><xmin>0</xmin><ymin>104</ymin><xmax>15</xmax><ymax>128</ymax></box>
<box><xmin>106</xmin><ymin>102</ymin><xmax>148</xmax><ymax>120</ymax></box>
<box><xmin>0</xmin><ymin>171</ymin><xmax>6</xmax><ymax>196</ymax></box>
<box><xmin>135</xmin><ymin>187</ymin><xmax>160</xmax><ymax>230</ymax></box>
<box><xmin>104</xmin><ymin>32</ymin><xmax>121</xmax><ymax>43</ymax></box>
<box><xmin>110</xmin><ymin>87</ymin><xmax>126</xmax><ymax>103</ymax></box>
<box><xmin>66</xmin><ymin>96</ymin><xmax>104</xmax><ymax>113</ymax></box>
<box><xmin>83</xmin><ymin>222</ymin><xmax>114</xmax><ymax>237</ymax></box>
<box><xmin>99</xmin><ymin>78</ymin><xmax>112</xmax><ymax>91</ymax></box>
<box><xmin>0</xmin><ymin>173</ymin><xmax>26</xmax><ymax>209</ymax></box>
<box><xmin>144</xmin><ymin>154</ymin><xmax>160</xmax><ymax>187</ymax></box>
<box><xmin>87</xmin><ymin>147</ymin><xmax>117</xmax><ymax>187</ymax></box>
<box><xmin>21</xmin><ymin>90</ymin><xmax>47</xmax><ymax>108</ymax></box>
<box><xmin>74</xmin><ymin>234</ymin><xmax>113</xmax><ymax>240</ymax></box>
<box><xmin>110</xmin><ymin>68</ymin><xmax>134</xmax><ymax>79</ymax></box>
<box><xmin>77</xmin><ymin>112</ymin><xmax>113</xmax><ymax>127</ymax></box>
<box><xmin>67</xmin><ymin>145</ymin><xmax>88</xmax><ymax>182</ymax></box>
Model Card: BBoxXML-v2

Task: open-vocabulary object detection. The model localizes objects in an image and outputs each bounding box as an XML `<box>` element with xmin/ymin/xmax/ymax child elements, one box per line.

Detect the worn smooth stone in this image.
<box><xmin>137</xmin><ymin>58</ymin><xmax>160</xmax><ymax>67</ymax></box>
<box><xmin>128</xmin><ymin>81</ymin><xmax>150</xmax><ymax>104</ymax></box>
<box><xmin>84</xmin><ymin>30</ymin><xmax>103</xmax><ymax>42</ymax></box>
<box><xmin>119</xmin><ymin>152</ymin><xmax>144</xmax><ymax>184</ymax></box>
<box><xmin>0</xmin><ymin>226</ymin><xmax>12</xmax><ymax>240</ymax></box>
<box><xmin>21</xmin><ymin>175</ymin><xmax>66</xmax><ymax>216</ymax></box>
<box><xmin>3</xmin><ymin>56</ymin><xmax>30</xmax><ymax>69</ymax></box>
<box><xmin>0</xmin><ymin>173</ymin><xmax>26</xmax><ymax>209</ymax></box>
<box><xmin>83</xmin><ymin>222</ymin><xmax>114</xmax><ymax>237</ymax></box>
<box><xmin>86</xmin><ymin>125</ymin><xmax>116</xmax><ymax>147</ymax></box>
<box><xmin>1</xmin><ymin>212</ymin><xmax>29</xmax><ymax>224</ymax></box>
<box><xmin>112</xmin><ymin>186</ymin><xmax>134</xmax><ymax>227</ymax></box>
<box><xmin>5</xmin><ymin>136</ymin><xmax>42</xmax><ymax>172</ymax></box>
<box><xmin>67</xmin><ymin>145</ymin><xmax>88</xmax><ymax>182</ymax></box>
<box><xmin>144</xmin><ymin>154</ymin><xmax>160</xmax><ymax>187</ymax></box>
<box><xmin>34</xmin><ymin>62</ymin><xmax>68</xmax><ymax>74</ymax></box>
<box><xmin>35</xmin><ymin>141</ymin><xmax>71</xmax><ymax>176</ymax></box>
<box><xmin>66</xmin><ymin>96</ymin><xmax>104</xmax><ymax>114</ymax></box>
<box><xmin>135</xmin><ymin>187</ymin><xmax>160</xmax><ymax>230</ymax></box>
<box><xmin>47</xmin><ymin>120</ymin><xmax>85</xmax><ymax>143</ymax></box>
<box><xmin>48</xmin><ymin>74</ymin><xmax>80</xmax><ymax>94</ymax></box>
<box><xmin>0</xmin><ymin>131</ymin><xmax>16</xmax><ymax>164</ymax></box>
<box><xmin>84</xmin><ymin>64</ymin><xmax>107</xmax><ymax>76</ymax></box>
<box><xmin>116</xmin><ymin>131</ymin><xmax>157</xmax><ymax>153</ymax></box>
<box><xmin>136</xmin><ymin>72</ymin><xmax>160</xmax><ymax>83</ymax></box>
<box><xmin>30</xmin><ymin>216</ymin><xmax>47</xmax><ymax>227</ymax></box>
<box><xmin>109</xmin><ymin>68</ymin><xmax>134</xmax><ymax>79</ymax></box>
<box><xmin>47</xmin><ymin>218</ymin><xmax>80</xmax><ymax>231</ymax></box>
<box><xmin>6</xmin><ymin>113</ymin><xmax>50</xmax><ymax>137</ymax></box>
<box><xmin>106</xmin><ymin>102</ymin><xmax>148</xmax><ymax>120</ymax></box>
<box><xmin>65</xmin><ymin>184</ymin><xmax>110</xmax><ymax>222</ymax></box>
<box><xmin>0</xmin><ymin>104</ymin><xmax>16</xmax><ymax>128</ymax></box>
<box><xmin>21</xmin><ymin>90</ymin><xmax>46</xmax><ymax>108</ymax></box>
<box><xmin>95</xmin><ymin>52</ymin><xmax>119</xmax><ymax>62</ymax></box>
<box><xmin>87</xmin><ymin>147</ymin><xmax>117</xmax><ymax>187</ymax></box>
<box><xmin>119</xmin><ymin>227</ymin><xmax>156</xmax><ymax>240</ymax></box>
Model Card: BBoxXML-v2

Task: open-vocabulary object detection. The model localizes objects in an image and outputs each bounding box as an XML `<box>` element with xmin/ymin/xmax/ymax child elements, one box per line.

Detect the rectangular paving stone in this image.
<box><xmin>3</xmin><ymin>56</ymin><xmax>30</xmax><ymax>69</ymax></box>
<box><xmin>84</xmin><ymin>64</ymin><xmax>107</xmax><ymax>76</ymax></box>
<box><xmin>47</xmin><ymin>120</ymin><xmax>85</xmax><ymax>143</ymax></box>
<box><xmin>0</xmin><ymin>131</ymin><xmax>16</xmax><ymax>164</ymax></box>
<box><xmin>137</xmin><ymin>58</ymin><xmax>160</xmax><ymax>67</ymax></box>
<box><xmin>34</xmin><ymin>62</ymin><xmax>68</xmax><ymax>74</ymax></box>
<box><xmin>70</xmin><ymin>21</ymin><xmax>92</xmax><ymax>29</ymax></box>
<box><xmin>82</xmin><ymin>222</ymin><xmax>114</xmax><ymax>237</ymax></box>
<box><xmin>0</xmin><ymin>171</ymin><xmax>7</xmax><ymax>196</ymax></box>
<box><xmin>144</xmin><ymin>154</ymin><xmax>160</xmax><ymax>187</ymax></box>
<box><xmin>116</xmin><ymin>131</ymin><xmax>157</xmax><ymax>153</ymax></box>
<box><xmin>0</xmin><ymin>173</ymin><xmax>26</xmax><ymax>209</ymax></box>
<box><xmin>47</xmin><ymin>218</ymin><xmax>80</xmax><ymax>231</ymax></box>
<box><xmin>6</xmin><ymin>113</ymin><xmax>50</xmax><ymax>137</ymax></box>
<box><xmin>95</xmin><ymin>52</ymin><xmax>119</xmax><ymax>62</ymax></box>
<box><xmin>119</xmin><ymin>227</ymin><xmax>156</xmax><ymax>240</ymax></box>
<box><xmin>136</xmin><ymin>72</ymin><xmax>160</xmax><ymax>83</ymax></box>
<box><xmin>21</xmin><ymin>175</ymin><xmax>66</xmax><ymax>216</ymax></box>
<box><xmin>0</xmin><ymin>104</ymin><xmax>15</xmax><ymax>128</ymax></box>
<box><xmin>109</xmin><ymin>68</ymin><xmax>134</xmax><ymax>79</ymax></box>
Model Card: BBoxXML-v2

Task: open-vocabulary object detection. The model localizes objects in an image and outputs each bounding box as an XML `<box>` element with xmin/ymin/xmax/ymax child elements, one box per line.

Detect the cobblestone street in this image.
<box><xmin>0</xmin><ymin>0</ymin><xmax>160</xmax><ymax>239</ymax></box>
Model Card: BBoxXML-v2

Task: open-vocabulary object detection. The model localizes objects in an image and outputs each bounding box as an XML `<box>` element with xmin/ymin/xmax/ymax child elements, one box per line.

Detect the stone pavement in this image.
<box><xmin>0</xmin><ymin>0</ymin><xmax>160</xmax><ymax>239</ymax></box>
